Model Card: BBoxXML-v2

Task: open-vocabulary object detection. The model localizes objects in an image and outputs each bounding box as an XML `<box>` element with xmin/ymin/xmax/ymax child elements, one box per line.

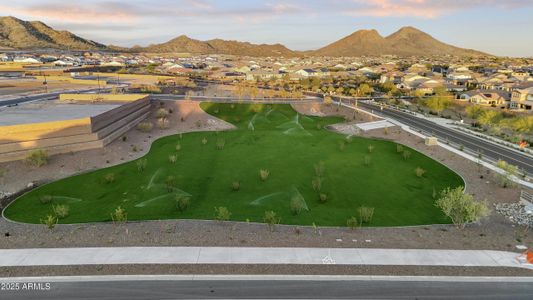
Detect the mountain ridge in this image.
<box><xmin>0</xmin><ymin>16</ymin><xmax>490</xmax><ymax>57</ymax></box>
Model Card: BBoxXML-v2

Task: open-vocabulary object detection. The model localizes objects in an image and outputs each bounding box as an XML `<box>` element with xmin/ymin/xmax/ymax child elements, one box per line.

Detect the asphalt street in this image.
<box><xmin>356</xmin><ymin>101</ymin><xmax>533</xmax><ymax>175</ymax></box>
<box><xmin>2</xmin><ymin>279</ymin><xmax>533</xmax><ymax>300</ymax></box>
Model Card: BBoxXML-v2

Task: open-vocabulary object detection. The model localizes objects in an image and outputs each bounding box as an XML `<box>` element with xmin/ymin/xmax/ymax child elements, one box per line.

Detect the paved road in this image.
<box><xmin>2</xmin><ymin>278</ymin><xmax>533</xmax><ymax>299</ymax></box>
<box><xmin>355</xmin><ymin>100</ymin><xmax>533</xmax><ymax>175</ymax></box>
<box><xmin>151</xmin><ymin>94</ymin><xmax>319</xmax><ymax>103</ymax></box>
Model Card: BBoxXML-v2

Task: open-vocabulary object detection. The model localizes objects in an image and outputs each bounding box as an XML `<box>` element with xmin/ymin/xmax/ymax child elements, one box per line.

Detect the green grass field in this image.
<box><xmin>4</xmin><ymin>103</ymin><xmax>464</xmax><ymax>226</ymax></box>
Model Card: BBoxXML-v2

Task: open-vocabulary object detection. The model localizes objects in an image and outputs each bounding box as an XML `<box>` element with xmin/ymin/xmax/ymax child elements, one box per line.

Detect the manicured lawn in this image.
<box><xmin>4</xmin><ymin>103</ymin><xmax>464</xmax><ymax>226</ymax></box>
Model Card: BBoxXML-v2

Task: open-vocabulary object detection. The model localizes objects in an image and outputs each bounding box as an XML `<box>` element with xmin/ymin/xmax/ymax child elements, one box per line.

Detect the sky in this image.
<box><xmin>1</xmin><ymin>0</ymin><xmax>533</xmax><ymax>57</ymax></box>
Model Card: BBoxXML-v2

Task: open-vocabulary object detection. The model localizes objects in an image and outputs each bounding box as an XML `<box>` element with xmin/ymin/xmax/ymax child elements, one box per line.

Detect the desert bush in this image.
<box><xmin>367</xmin><ymin>144</ymin><xmax>374</xmax><ymax>153</ymax></box>
<box><xmin>415</xmin><ymin>167</ymin><xmax>426</xmax><ymax>177</ymax></box>
<box><xmin>136</xmin><ymin>158</ymin><xmax>147</xmax><ymax>172</ymax></box>
<box><xmin>132</xmin><ymin>145</ymin><xmax>138</xmax><ymax>152</ymax></box>
<box><xmin>346</xmin><ymin>216</ymin><xmax>358</xmax><ymax>230</ymax></box>
<box><xmin>290</xmin><ymin>196</ymin><xmax>305</xmax><ymax>215</ymax></box>
<box><xmin>435</xmin><ymin>186</ymin><xmax>489</xmax><ymax>229</ymax></box>
<box><xmin>216</xmin><ymin>138</ymin><xmax>226</xmax><ymax>150</ymax></box>
<box><xmin>495</xmin><ymin>159</ymin><xmax>518</xmax><ymax>188</ymax></box>
<box><xmin>25</xmin><ymin>149</ymin><xmax>48</xmax><ymax>167</ymax></box>
<box><xmin>195</xmin><ymin>120</ymin><xmax>202</xmax><ymax>128</ymax></box>
<box><xmin>165</xmin><ymin>176</ymin><xmax>176</xmax><ymax>192</ymax></box>
<box><xmin>402</xmin><ymin>150</ymin><xmax>411</xmax><ymax>160</ymax></box>
<box><xmin>168</xmin><ymin>154</ymin><xmax>177</xmax><ymax>164</ymax></box>
<box><xmin>231</xmin><ymin>181</ymin><xmax>240</xmax><ymax>191</ymax></box>
<box><xmin>358</xmin><ymin>206</ymin><xmax>375</xmax><ymax>225</ymax></box>
<box><xmin>156</xmin><ymin>108</ymin><xmax>169</xmax><ymax>119</ymax></box>
<box><xmin>364</xmin><ymin>155</ymin><xmax>371</xmax><ymax>166</ymax></box>
<box><xmin>314</xmin><ymin>161</ymin><xmax>325</xmax><ymax>177</ymax></box>
<box><xmin>111</xmin><ymin>206</ymin><xmax>127</xmax><ymax>224</ymax></box>
<box><xmin>259</xmin><ymin>169</ymin><xmax>270</xmax><ymax>181</ymax></box>
<box><xmin>214</xmin><ymin>206</ymin><xmax>231</xmax><ymax>221</ymax></box>
<box><xmin>53</xmin><ymin>204</ymin><xmax>69</xmax><ymax>219</ymax></box>
<box><xmin>175</xmin><ymin>143</ymin><xmax>181</xmax><ymax>151</ymax></box>
<box><xmin>264</xmin><ymin>210</ymin><xmax>280</xmax><ymax>232</ymax></box>
<box><xmin>103</xmin><ymin>173</ymin><xmax>115</xmax><ymax>184</ymax></box>
<box><xmin>41</xmin><ymin>214</ymin><xmax>57</xmax><ymax>230</ymax></box>
<box><xmin>157</xmin><ymin>118</ymin><xmax>170</xmax><ymax>129</ymax></box>
<box><xmin>201</xmin><ymin>137</ymin><xmax>208</xmax><ymax>145</ymax></box>
<box><xmin>312</xmin><ymin>177</ymin><xmax>322</xmax><ymax>192</ymax></box>
<box><xmin>383</xmin><ymin>127</ymin><xmax>389</xmax><ymax>135</ymax></box>
<box><xmin>137</xmin><ymin>121</ymin><xmax>153</xmax><ymax>133</ymax></box>
<box><xmin>39</xmin><ymin>195</ymin><xmax>53</xmax><ymax>204</ymax></box>
<box><xmin>319</xmin><ymin>193</ymin><xmax>328</xmax><ymax>203</ymax></box>
<box><xmin>176</xmin><ymin>195</ymin><xmax>191</xmax><ymax>212</ymax></box>
<box><xmin>396</xmin><ymin>144</ymin><xmax>403</xmax><ymax>153</ymax></box>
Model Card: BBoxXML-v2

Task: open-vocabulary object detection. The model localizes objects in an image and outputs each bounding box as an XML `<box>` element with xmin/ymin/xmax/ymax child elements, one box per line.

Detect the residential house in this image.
<box><xmin>459</xmin><ymin>90</ymin><xmax>510</xmax><ymax>107</ymax></box>
<box><xmin>510</xmin><ymin>87</ymin><xmax>533</xmax><ymax>110</ymax></box>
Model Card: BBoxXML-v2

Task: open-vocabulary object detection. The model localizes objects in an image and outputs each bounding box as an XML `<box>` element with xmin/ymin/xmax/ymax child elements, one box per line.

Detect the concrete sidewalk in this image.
<box><xmin>0</xmin><ymin>247</ymin><xmax>531</xmax><ymax>269</ymax></box>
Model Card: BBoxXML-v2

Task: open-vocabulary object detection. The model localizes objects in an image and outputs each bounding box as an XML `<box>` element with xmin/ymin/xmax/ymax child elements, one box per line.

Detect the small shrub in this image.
<box><xmin>396</xmin><ymin>144</ymin><xmax>403</xmax><ymax>153</ymax></box>
<box><xmin>367</xmin><ymin>144</ymin><xmax>374</xmax><ymax>153</ymax></box>
<box><xmin>259</xmin><ymin>169</ymin><xmax>270</xmax><ymax>181</ymax></box>
<box><xmin>358</xmin><ymin>206</ymin><xmax>375</xmax><ymax>225</ymax></box>
<box><xmin>111</xmin><ymin>206</ymin><xmax>127</xmax><ymax>224</ymax></box>
<box><xmin>157</xmin><ymin>118</ymin><xmax>170</xmax><ymax>129</ymax></box>
<box><xmin>201</xmin><ymin>137</ymin><xmax>208</xmax><ymax>145</ymax></box>
<box><xmin>165</xmin><ymin>176</ymin><xmax>176</xmax><ymax>192</ymax></box>
<box><xmin>214</xmin><ymin>206</ymin><xmax>231</xmax><ymax>221</ymax></box>
<box><xmin>264</xmin><ymin>210</ymin><xmax>280</xmax><ymax>232</ymax></box>
<box><xmin>132</xmin><ymin>145</ymin><xmax>138</xmax><ymax>152</ymax></box>
<box><xmin>383</xmin><ymin>127</ymin><xmax>389</xmax><ymax>135</ymax></box>
<box><xmin>312</xmin><ymin>177</ymin><xmax>322</xmax><ymax>192</ymax></box>
<box><xmin>290</xmin><ymin>196</ymin><xmax>305</xmax><ymax>215</ymax></box>
<box><xmin>39</xmin><ymin>195</ymin><xmax>53</xmax><ymax>204</ymax></box>
<box><xmin>168</xmin><ymin>154</ymin><xmax>177</xmax><ymax>164</ymax></box>
<box><xmin>364</xmin><ymin>155</ymin><xmax>371</xmax><ymax>166</ymax></box>
<box><xmin>137</xmin><ymin>121</ymin><xmax>153</xmax><ymax>133</ymax></box>
<box><xmin>176</xmin><ymin>195</ymin><xmax>191</xmax><ymax>212</ymax></box>
<box><xmin>41</xmin><ymin>214</ymin><xmax>57</xmax><ymax>230</ymax></box>
<box><xmin>459</xmin><ymin>144</ymin><xmax>464</xmax><ymax>151</ymax></box>
<box><xmin>402</xmin><ymin>150</ymin><xmax>411</xmax><ymax>160</ymax></box>
<box><xmin>314</xmin><ymin>161</ymin><xmax>325</xmax><ymax>177</ymax></box>
<box><xmin>121</xmin><ymin>136</ymin><xmax>127</xmax><ymax>142</ymax></box>
<box><xmin>156</xmin><ymin>108</ymin><xmax>169</xmax><ymax>119</ymax></box>
<box><xmin>195</xmin><ymin>120</ymin><xmax>202</xmax><ymax>128</ymax></box>
<box><xmin>216</xmin><ymin>138</ymin><xmax>225</xmax><ymax>150</ymax></box>
<box><xmin>415</xmin><ymin>167</ymin><xmax>426</xmax><ymax>178</ymax></box>
<box><xmin>346</xmin><ymin>216</ymin><xmax>358</xmax><ymax>230</ymax></box>
<box><xmin>104</xmin><ymin>173</ymin><xmax>115</xmax><ymax>184</ymax></box>
<box><xmin>25</xmin><ymin>149</ymin><xmax>48</xmax><ymax>167</ymax></box>
<box><xmin>231</xmin><ymin>181</ymin><xmax>240</xmax><ymax>191</ymax></box>
<box><xmin>53</xmin><ymin>204</ymin><xmax>69</xmax><ymax>219</ymax></box>
<box><xmin>136</xmin><ymin>158</ymin><xmax>147</xmax><ymax>172</ymax></box>
<box><xmin>319</xmin><ymin>193</ymin><xmax>328</xmax><ymax>203</ymax></box>
<box><xmin>175</xmin><ymin>143</ymin><xmax>181</xmax><ymax>151</ymax></box>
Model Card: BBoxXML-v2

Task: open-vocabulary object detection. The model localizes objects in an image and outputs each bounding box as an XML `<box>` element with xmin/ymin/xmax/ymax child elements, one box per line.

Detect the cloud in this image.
<box><xmin>346</xmin><ymin>0</ymin><xmax>533</xmax><ymax>18</ymax></box>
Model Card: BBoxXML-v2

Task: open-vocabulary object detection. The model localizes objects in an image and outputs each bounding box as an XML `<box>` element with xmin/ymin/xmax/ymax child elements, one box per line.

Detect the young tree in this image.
<box><xmin>495</xmin><ymin>160</ymin><xmax>518</xmax><ymax>188</ymax></box>
<box><xmin>424</xmin><ymin>94</ymin><xmax>451</xmax><ymax>116</ymax></box>
<box><xmin>435</xmin><ymin>187</ymin><xmax>489</xmax><ymax>229</ymax></box>
<box><xmin>214</xmin><ymin>206</ymin><xmax>231</xmax><ymax>221</ymax></box>
<box><xmin>263</xmin><ymin>210</ymin><xmax>280</xmax><ymax>232</ymax></box>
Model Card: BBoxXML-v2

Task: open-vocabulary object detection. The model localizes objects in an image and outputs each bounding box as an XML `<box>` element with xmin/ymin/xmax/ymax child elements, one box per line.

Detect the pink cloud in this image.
<box><xmin>1</xmin><ymin>3</ymin><xmax>138</xmax><ymax>23</ymax></box>
<box><xmin>346</xmin><ymin>0</ymin><xmax>533</xmax><ymax>18</ymax></box>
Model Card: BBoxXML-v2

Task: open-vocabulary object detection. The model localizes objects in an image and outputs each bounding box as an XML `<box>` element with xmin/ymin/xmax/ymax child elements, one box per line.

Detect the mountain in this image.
<box><xmin>313</xmin><ymin>26</ymin><xmax>487</xmax><ymax>57</ymax></box>
<box><xmin>0</xmin><ymin>16</ymin><xmax>107</xmax><ymax>50</ymax></box>
<box><xmin>141</xmin><ymin>35</ymin><xmax>298</xmax><ymax>57</ymax></box>
<box><xmin>0</xmin><ymin>17</ymin><xmax>490</xmax><ymax>57</ymax></box>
